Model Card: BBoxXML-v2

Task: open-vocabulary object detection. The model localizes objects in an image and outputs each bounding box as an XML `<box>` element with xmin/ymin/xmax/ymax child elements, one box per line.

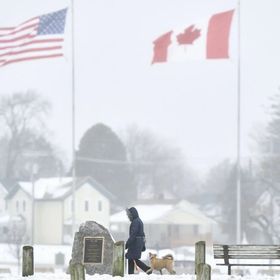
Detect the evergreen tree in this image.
<box><xmin>76</xmin><ymin>123</ymin><xmax>134</xmax><ymax>204</ymax></box>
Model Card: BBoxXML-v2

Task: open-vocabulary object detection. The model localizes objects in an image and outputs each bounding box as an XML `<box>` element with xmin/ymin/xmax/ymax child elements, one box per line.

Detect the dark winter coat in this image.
<box><xmin>125</xmin><ymin>207</ymin><xmax>146</xmax><ymax>260</ymax></box>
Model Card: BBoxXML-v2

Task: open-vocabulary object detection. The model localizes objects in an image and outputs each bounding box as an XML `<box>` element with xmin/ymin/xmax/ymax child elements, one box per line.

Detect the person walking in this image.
<box><xmin>125</xmin><ymin>207</ymin><xmax>151</xmax><ymax>274</ymax></box>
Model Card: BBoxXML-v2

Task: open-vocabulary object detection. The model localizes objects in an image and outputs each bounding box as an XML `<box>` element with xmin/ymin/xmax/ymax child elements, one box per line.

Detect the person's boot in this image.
<box><xmin>146</xmin><ymin>268</ymin><xmax>152</xmax><ymax>275</ymax></box>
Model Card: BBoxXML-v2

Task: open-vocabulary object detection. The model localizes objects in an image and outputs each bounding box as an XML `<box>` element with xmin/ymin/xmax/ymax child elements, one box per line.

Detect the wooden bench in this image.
<box><xmin>213</xmin><ymin>244</ymin><xmax>280</xmax><ymax>275</ymax></box>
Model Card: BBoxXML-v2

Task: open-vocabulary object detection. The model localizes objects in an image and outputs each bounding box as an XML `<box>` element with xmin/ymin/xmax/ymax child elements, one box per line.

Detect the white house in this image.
<box><xmin>110</xmin><ymin>200</ymin><xmax>216</xmax><ymax>248</ymax></box>
<box><xmin>5</xmin><ymin>176</ymin><xmax>114</xmax><ymax>245</ymax></box>
<box><xmin>0</xmin><ymin>182</ymin><xmax>8</xmax><ymax>215</ymax></box>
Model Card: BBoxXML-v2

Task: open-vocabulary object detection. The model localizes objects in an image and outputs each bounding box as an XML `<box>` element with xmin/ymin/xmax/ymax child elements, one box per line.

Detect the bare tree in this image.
<box><xmin>121</xmin><ymin>124</ymin><xmax>199</xmax><ymax>199</ymax></box>
<box><xmin>7</xmin><ymin>219</ymin><xmax>28</xmax><ymax>274</ymax></box>
<box><xmin>248</xmin><ymin>93</ymin><xmax>280</xmax><ymax>243</ymax></box>
<box><xmin>0</xmin><ymin>91</ymin><xmax>65</xmax><ymax>179</ymax></box>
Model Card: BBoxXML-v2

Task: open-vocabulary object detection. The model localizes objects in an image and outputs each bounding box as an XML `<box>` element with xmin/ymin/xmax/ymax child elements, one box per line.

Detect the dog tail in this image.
<box><xmin>162</xmin><ymin>254</ymin><xmax>174</xmax><ymax>260</ymax></box>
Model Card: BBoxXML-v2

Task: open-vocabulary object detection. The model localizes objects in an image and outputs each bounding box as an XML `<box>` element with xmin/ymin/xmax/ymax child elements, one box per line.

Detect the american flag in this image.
<box><xmin>0</xmin><ymin>8</ymin><xmax>67</xmax><ymax>67</ymax></box>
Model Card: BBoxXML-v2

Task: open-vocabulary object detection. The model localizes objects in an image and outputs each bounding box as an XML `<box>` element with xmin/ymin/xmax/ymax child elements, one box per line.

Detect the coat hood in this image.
<box><xmin>126</xmin><ymin>207</ymin><xmax>139</xmax><ymax>221</ymax></box>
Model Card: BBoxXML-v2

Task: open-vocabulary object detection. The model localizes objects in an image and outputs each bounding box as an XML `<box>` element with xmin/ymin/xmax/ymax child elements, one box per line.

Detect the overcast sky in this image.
<box><xmin>0</xmin><ymin>0</ymin><xmax>279</xmax><ymax>174</ymax></box>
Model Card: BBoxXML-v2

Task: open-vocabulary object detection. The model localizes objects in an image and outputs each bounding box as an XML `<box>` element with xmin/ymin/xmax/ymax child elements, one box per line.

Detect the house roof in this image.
<box><xmin>110</xmin><ymin>200</ymin><xmax>216</xmax><ymax>225</ymax></box>
<box><xmin>0</xmin><ymin>182</ymin><xmax>8</xmax><ymax>196</ymax></box>
<box><xmin>0</xmin><ymin>179</ymin><xmax>19</xmax><ymax>192</ymax></box>
<box><xmin>19</xmin><ymin>177</ymin><xmax>72</xmax><ymax>199</ymax></box>
<box><xmin>111</xmin><ymin>204</ymin><xmax>173</xmax><ymax>222</ymax></box>
<box><xmin>6</xmin><ymin>176</ymin><xmax>115</xmax><ymax>201</ymax></box>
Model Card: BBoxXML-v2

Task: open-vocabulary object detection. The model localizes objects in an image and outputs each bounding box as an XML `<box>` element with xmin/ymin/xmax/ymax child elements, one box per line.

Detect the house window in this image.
<box><xmin>23</xmin><ymin>200</ymin><xmax>26</xmax><ymax>212</ymax></box>
<box><xmin>85</xmin><ymin>200</ymin><xmax>89</xmax><ymax>212</ymax></box>
<box><xmin>98</xmin><ymin>201</ymin><xmax>102</xmax><ymax>211</ymax></box>
<box><xmin>16</xmin><ymin>201</ymin><xmax>19</xmax><ymax>212</ymax></box>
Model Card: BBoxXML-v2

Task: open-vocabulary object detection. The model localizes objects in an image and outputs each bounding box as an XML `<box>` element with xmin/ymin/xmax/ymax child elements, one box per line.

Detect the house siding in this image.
<box><xmin>0</xmin><ymin>184</ymin><xmax>7</xmax><ymax>215</ymax></box>
<box><xmin>7</xmin><ymin>189</ymin><xmax>32</xmax><ymax>235</ymax></box>
<box><xmin>64</xmin><ymin>182</ymin><xmax>110</xmax><ymax>229</ymax></box>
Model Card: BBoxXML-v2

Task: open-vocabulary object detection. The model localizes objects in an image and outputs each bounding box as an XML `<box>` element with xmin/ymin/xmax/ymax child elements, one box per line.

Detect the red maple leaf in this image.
<box><xmin>176</xmin><ymin>25</ymin><xmax>201</xmax><ymax>45</ymax></box>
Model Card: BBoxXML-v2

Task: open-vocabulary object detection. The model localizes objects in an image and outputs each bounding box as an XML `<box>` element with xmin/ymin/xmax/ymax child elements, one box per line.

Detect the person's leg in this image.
<box><xmin>134</xmin><ymin>259</ymin><xmax>151</xmax><ymax>273</ymax></box>
<box><xmin>128</xmin><ymin>259</ymin><xmax>135</xmax><ymax>274</ymax></box>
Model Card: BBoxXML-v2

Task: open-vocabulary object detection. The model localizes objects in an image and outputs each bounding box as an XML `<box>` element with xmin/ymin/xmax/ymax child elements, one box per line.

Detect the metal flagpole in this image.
<box><xmin>236</xmin><ymin>0</ymin><xmax>241</xmax><ymax>244</ymax></box>
<box><xmin>71</xmin><ymin>0</ymin><xmax>77</xmax><ymax>238</ymax></box>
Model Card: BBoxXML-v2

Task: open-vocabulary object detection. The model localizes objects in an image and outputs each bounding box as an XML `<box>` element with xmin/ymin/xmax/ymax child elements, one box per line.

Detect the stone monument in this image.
<box><xmin>71</xmin><ymin>221</ymin><xmax>115</xmax><ymax>275</ymax></box>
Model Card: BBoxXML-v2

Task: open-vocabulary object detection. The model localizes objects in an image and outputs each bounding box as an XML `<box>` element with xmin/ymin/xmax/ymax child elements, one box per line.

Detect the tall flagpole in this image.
<box><xmin>71</xmin><ymin>0</ymin><xmax>77</xmax><ymax>237</ymax></box>
<box><xmin>236</xmin><ymin>0</ymin><xmax>241</xmax><ymax>244</ymax></box>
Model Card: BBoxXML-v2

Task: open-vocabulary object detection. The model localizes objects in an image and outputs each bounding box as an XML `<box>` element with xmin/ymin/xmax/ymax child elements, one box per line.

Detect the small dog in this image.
<box><xmin>146</xmin><ymin>252</ymin><xmax>176</xmax><ymax>275</ymax></box>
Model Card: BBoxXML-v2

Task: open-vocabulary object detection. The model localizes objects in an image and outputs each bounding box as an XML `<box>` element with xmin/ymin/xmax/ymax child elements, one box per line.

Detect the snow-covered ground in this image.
<box><xmin>1</xmin><ymin>243</ymin><xmax>280</xmax><ymax>279</ymax></box>
<box><xmin>0</xmin><ymin>273</ymin><xmax>279</xmax><ymax>280</ymax></box>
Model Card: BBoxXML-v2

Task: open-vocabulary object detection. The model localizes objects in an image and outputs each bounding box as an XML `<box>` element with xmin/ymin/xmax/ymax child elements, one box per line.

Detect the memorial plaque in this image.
<box><xmin>71</xmin><ymin>221</ymin><xmax>115</xmax><ymax>275</ymax></box>
<box><xmin>83</xmin><ymin>237</ymin><xmax>104</xmax><ymax>264</ymax></box>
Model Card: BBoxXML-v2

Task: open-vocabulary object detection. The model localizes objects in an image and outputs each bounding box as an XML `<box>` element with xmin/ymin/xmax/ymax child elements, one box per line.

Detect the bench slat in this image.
<box><xmin>214</xmin><ymin>250</ymin><xmax>280</xmax><ymax>255</ymax></box>
<box><xmin>214</xmin><ymin>248</ymin><xmax>280</xmax><ymax>252</ymax></box>
<box><xmin>214</xmin><ymin>255</ymin><xmax>280</xmax><ymax>259</ymax></box>
<box><xmin>214</xmin><ymin>245</ymin><xmax>280</xmax><ymax>250</ymax></box>
<box><xmin>216</xmin><ymin>264</ymin><xmax>280</xmax><ymax>266</ymax></box>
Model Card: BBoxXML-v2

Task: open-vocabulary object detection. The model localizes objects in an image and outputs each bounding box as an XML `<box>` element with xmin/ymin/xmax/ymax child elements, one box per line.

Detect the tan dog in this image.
<box><xmin>146</xmin><ymin>252</ymin><xmax>176</xmax><ymax>275</ymax></box>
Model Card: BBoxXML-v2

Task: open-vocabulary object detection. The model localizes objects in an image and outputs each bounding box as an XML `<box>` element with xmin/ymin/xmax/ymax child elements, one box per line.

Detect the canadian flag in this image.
<box><xmin>152</xmin><ymin>9</ymin><xmax>235</xmax><ymax>64</ymax></box>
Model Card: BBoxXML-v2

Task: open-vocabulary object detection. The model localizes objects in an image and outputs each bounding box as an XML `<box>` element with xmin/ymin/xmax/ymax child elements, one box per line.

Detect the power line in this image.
<box><xmin>76</xmin><ymin>156</ymin><xmax>182</xmax><ymax>166</ymax></box>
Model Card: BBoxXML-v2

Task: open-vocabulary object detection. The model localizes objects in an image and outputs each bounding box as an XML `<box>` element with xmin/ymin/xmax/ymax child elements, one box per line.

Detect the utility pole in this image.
<box><xmin>30</xmin><ymin>163</ymin><xmax>38</xmax><ymax>245</ymax></box>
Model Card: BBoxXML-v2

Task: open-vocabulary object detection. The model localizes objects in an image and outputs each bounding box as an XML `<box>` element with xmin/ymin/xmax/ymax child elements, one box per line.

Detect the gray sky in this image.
<box><xmin>0</xmin><ymin>0</ymin><xmax>279</xmax><ymax>174</ymax></box>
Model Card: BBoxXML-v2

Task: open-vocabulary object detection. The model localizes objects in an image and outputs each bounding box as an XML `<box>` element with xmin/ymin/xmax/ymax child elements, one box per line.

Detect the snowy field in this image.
<box><xmin>0</xmin><ymin>273</ymin><xmax>280</xmax><ymax>280</ymax></box>
<box><xmin>1</xmin><ymin>244</ymin><xmax>280</xmax><ymax>279</ymax></box>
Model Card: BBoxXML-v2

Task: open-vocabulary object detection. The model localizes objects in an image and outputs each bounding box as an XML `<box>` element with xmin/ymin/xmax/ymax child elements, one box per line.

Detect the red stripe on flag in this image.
<box><xmin>0</xmin><ymin>27</ymin><xmax>14</xmax><ymax>31</ymax></box>
<box><xmin>206</xmin><ymin>10</ymin><xmax>234</xmax><ymax>59</ymax></box>
<box><xmin>0</xmin><ymin>17</ymin><xmax>38</xmax><ymax>32</ymax></box>
<box><xmin>0</xmin><ymin>38</ymin><xmax>64</xmax><ymax>50</ymax></box>
<box><xmin>0</xmin><ymin>23</ymin><xmax>38</xmax><ymax>37</ymax></box>
<box><xmin>0</xmin><ymin>46</ymin><xmax>62</xmax><ymax>58</ymax></box>
<box><xmin>0</xmin><ymin>54</ymin><xmax>63</xmax><ymax>67</ymax></box>
<box><xmin>0</xmin><ymin>33</ymin><xmax>36</xmax><ymax>43</ymax></box>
